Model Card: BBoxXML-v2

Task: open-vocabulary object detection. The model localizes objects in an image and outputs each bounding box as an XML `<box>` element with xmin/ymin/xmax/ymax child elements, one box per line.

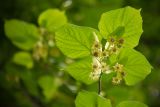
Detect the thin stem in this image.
<box><xmin>98</xmin><ymin>73</ymin><xmax>102</xmax><ymax>95</ymax></box>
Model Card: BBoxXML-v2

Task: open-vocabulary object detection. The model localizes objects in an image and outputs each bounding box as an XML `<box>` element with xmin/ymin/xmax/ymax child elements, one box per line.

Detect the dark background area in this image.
<box><xmin>0</xmin><ymin>0</ymin><xmax>160</xmax><ymax>107</ymax></box>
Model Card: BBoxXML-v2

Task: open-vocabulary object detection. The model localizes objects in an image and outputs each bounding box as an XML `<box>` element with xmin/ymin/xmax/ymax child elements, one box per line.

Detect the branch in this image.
<box><xmin>98</xmin><ymin>73</ymin><xmax>102</xmax><ymax>95</ymax></box>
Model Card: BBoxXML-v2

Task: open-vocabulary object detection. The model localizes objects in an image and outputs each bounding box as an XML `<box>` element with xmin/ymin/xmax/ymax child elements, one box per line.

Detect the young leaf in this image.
<box><xmin>13</xmin><ymin>52</ymin><xmax>33</xmax><ymax>69</ymax></box>
<box><xmin>115</xmin><ymin>48</ymin><xmax>152</xmax><ymax>85</ymax></box>
<box><xmin>38</xmin><ymin>9</ymin><xmax>67</xmax><ymax>32</ymax></box>
<box><xmin>75</xmin><ymin>91</ymin><xmax>112</xmax><ymax>107</ymax></box>
<box><xmin>5</xmin><ymin>19</ymin><xmax>39</xmax><ymax>50</ymax></box>
<box><xmin>117</xmin><ymin>101</ymin><xmax>148</xmax><ymax>107</ymax></box>
<box><xmin>66</xmin><ymin>57</ymin><xmax>95</xmax><ymax>84</ymax></box>
<box><xmin>55</xmin><ymin>24</ymin><xmax>102</xmax><ymax>58</ymax></box>
<box><xmin>98</xmin><ymin>6</ymin><xmax>143</xmax><ymax>48</ymax></box>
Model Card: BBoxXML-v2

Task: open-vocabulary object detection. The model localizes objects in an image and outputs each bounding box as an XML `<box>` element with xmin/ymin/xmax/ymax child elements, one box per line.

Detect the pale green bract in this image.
<box><xmin>117</xmin><ymin>101</ymin><xmax>148</xmax><ymax>107</ymax></box>
<box><xmin>98</xmin><ymin>6</ymin><xmax>143</xmax><ymax>48</ymax></box>
<box><xmin>66</xmin><ymin>57</ymin><xmax>95</xmax><ymax>84</ymax></box>
<box><xmin>13</xmin><ymin>52</ymin><xmax>33</xmax><ymax>69</ymax></box>
<box><xmin>5</xmin><ymin>19</ymin><xmax>39</xmax><ymax>50</ymax></box>
<box><xmin>115</xmin><ymin>48</ymin><xmax>152</xmax><ymax>85</ymax></box>
<box><xmin>55</xmin><ymin>24</ymin><xmax>102</xmax><ymax>58</ymax></box>
<box><xmin>38</xmin><ymin>9</ymin><xmax>67</xmax><ymax>32</ymax></box>
<box><xmin>75</xmin><ymin>91</ymin><xmax>112</xmax><ymax>107</ymax></box>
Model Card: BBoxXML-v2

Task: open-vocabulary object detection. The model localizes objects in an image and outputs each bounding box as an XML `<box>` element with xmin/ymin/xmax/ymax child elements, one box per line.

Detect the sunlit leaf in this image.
<box><xmin>66</xmin><ymin>57</ymin><xmax>95</xmax><ymax>84</ymax></box>
<box><xmin>55</xmin><ymin>24</ymin><xmax>102</xmax><ymax>58</ymax></box>
<box><xmin>38</xmin><ymin>9</ymin><xmax>67</xmax><ymax>32</ymax></box>
<box><xmin>98</xmin><ymin>6</ymin><xmax>143</xmax><ymax>48</ymax></box>
<box><xmin>112</xmin><ymin>48</ymin><xmax>152</xmax><ymax>85</ymax></box>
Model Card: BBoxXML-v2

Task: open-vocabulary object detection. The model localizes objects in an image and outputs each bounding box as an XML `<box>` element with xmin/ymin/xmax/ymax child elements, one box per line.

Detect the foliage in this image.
<box><xmin>1</xmin><ymin>0</ymin><xmax>160</xmax><ymax>107</ymax></box>
<box><xmin>55</xmin><ymin>6</ymin><xmax>152</xmax><ymax>107</ymax></box>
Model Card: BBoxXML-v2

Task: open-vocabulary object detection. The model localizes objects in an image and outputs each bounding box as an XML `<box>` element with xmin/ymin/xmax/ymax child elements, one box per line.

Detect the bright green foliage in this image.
<box><xmin>56</xmin><ymin>6</ymin><xmax>151</xmax><ymax>86</ymax></box>
<box><xmin>4</xmin><ymin>5</ymin><xmax>152</xmax><ymax>107</ymax></box>
<box><xmin>66</xmin><ymin>57</ymin><xmax>95</xmax><ymax>84</ymax></box>
<box><xmin>55</xmin><ymin>7</ymin><xmax>151</xmax><ymax>107</ymax></box>
<box><xmin>75</xmin><ymin>91</ymin><xmax>112</xmax><ymax>107</ymax></box>
<box><xmin>116</xmin><ymin>48</ymin><xmax>152</xmax><ymax>85</ymax></box>
<box><xmin>98</xmin><ymin>6</ymin><xmax>143</xmax><ymax>48</ymax></box>
<box><xmin>38</xmin><ymin>9</ymin><xmax>67</xmax><ymax>32</ymax></box>
<box><xmin>13</xmin><ymin>52</ymin><xmax>33</xmax><ymax>69</ymax></box>
<box><xmin>117</xmin><ymin>101</ymin><xmax>148</xmax><ymax>107</ymax></box>
<box><xmin>55</xmin><ymin>24</ymin><xmax>102</xmax><ymax>58</ymax></box>
<box><xmin>5</xmin><ymin>19</ymin><xmax>39</xmax><ymax>50</ymax></box>
<box><xmin>38</xmin><ymin>76</ymin><xmax>62</xmax><ymax>101</ymax></box>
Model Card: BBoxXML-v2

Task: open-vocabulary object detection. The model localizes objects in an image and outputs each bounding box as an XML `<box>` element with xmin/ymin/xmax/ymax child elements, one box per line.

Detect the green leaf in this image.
<box><xmin>117</xmin><ymin>101</ymin><xmax>148</xmax><ymax>107</ymax></box>
<box><xmin>98</xmin><ymin>6</ymin><xmax>143</xmax><ymax>48</ymax></box>
<box><xmin>117</xmin><ymin>48</ymin><xmax>152</xmax><ymax>85</ymax></box>
<box><xmin>55</xmin><ymin>24</ymin><xmax>102</xmax><ymax>58</ymax></box>
<box><xmin>38</xmin><ymin>9</ymin><xmax>67</xmax><ymax>32</ymax></box>
<box><xmin>5</xmin><ymin>19</ymin><xmax>39</xmax><ymax>50</ymax></box>
<box><xmin>13</xmin><ymin>52</ymin><xmax>33</xmax><ymax>69</ymax></box>
<box><xmin>38</xmin><ymin>76</ymin><xmax>62</xmax><ymax>101</ymax></box>
<box><xmin>75</xmin><ymin>91</ymin><xmax>112</xmax><ymax>107</ymax></box>
<box><xmin>66</xmin><ymin>57</ymin><xmax>95</xmax><ymax>84</ymax></box>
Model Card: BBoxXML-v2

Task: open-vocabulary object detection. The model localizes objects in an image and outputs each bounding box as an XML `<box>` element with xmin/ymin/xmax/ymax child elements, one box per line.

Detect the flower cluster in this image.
<box><xmin>89</xmin><ymin>32</ymin><xmax>126</xmax><ymax>85</ymax></box>
<box><xmin>89</xmin><ymin>32</ymin><xmax>111</xmax><ymax>80</ymax></box>
<box><xmin>33</xmin><ymin>38</ymin><xmax>48</xmax><ymax>60</ymax></box>
<box><xmin>112</xmin><ymin>63</ymin><xmax>126</xmax><ymax>84</ymax></box>
<box><xmin>33</xmin><ymin>28</ymin><xmax>55</xmax><ymax>60</ymax></box>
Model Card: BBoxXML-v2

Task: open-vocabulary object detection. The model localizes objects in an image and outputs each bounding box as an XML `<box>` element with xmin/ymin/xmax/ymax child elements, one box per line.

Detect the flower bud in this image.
<box><xmin>92</xmin><ymin>57</ymin><xmax>101</xmax><ymax>71</ymax></box>
<box><xmin>120</xmin><ymin>71</ymin><xmax>126</xmax><ymax>77</ymax></box>
<box><xmin>112</xmin><ymin>47</ymin><xmax>117</xmax><ymax>53</ymax></box>
<box><xmin>113</xmin><ymin>63</ymin><xmax>124</xmax><ymax>72</ymax></box>
<box><xmin>92</xmin><ymin>64</ymin><xmax>98</xmax><ymax>69</ymax></box>
<box><xmin>118</xmin><ymin>38</ymin><xmax>124</xmax><ymax>44</ymax></box>
<box><xmin>93</xmin><ymin>51</ymin><xmax>100</xmax><ymax>57</ymax></box>
<box><xmin>110</xmin><ymin>37</ymin><xmax>115</xmax><ymax>43</ymax></box>
<box><xmin>117</xmin><ymin>44</ymin><xmax>122</xmax><ymax>48</ymax></box>
<box><xmin>89</xmin><ymin>72</ymin><xmax>100</xmax><ymax>80</ymax></box>
<box><xmin>112</xmin><ymin>77</ymin><xmax>121</xmax><ymax>85</ymax></box>
<box><xmin>102</xmin><ymin>51</ymin><xmax>109</xmax><ymax>57</ymax></box>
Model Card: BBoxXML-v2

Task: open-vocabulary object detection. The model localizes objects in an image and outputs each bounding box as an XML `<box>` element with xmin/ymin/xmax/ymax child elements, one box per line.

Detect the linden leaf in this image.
<box><xmin>38</xmin><ymin>9</ymin><xmax>67</xmax><ymax>32</ymax></box>
<box><xmin>55</xmin><ymin>24</ymin><xmax>102</xmax><ymax>58</ymax></box>
<box><xmin>98</xmin><ymin>6</ymin><xmax>143</xmax><ymax>48</ymax></box>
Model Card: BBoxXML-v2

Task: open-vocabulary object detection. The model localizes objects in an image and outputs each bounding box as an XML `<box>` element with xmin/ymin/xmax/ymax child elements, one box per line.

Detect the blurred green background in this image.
<box><xmin>0</xmin><ymin>0</ymin><xmax>160</xmax><ymax>107</ymax></box>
